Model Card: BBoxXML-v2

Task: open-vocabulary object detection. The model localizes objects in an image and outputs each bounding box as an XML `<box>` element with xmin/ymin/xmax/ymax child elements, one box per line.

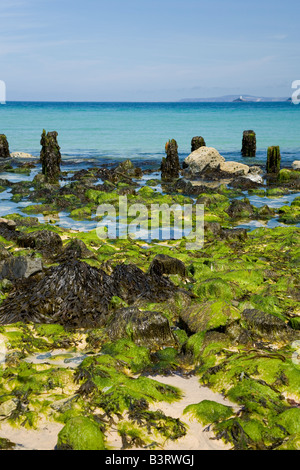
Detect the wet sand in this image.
<box><xmin>0</xmin><ymin>375</ymin><xmax>238</xmax><ymax>450</ymax></box>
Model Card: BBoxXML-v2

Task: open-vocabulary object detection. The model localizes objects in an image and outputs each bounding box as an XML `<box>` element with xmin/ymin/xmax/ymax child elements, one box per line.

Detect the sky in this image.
<box><xmin>0</xmin><ymin>0</ymin><xmax>299</xmax><ymax>101</ymax></box>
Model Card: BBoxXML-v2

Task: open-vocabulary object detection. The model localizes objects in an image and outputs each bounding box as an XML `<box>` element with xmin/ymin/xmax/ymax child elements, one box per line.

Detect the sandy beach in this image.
<box><xmin>0</xmin><ymin>375</ymin><xmax>238</xmax><ymax>451</ymax></box>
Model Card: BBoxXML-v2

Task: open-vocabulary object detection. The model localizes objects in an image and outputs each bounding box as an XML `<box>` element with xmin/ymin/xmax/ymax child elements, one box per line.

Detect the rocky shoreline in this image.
<box><xmin>0</xmin><ymin>131</ymin><xmax>299</xmax><ymax>450</ymax></box>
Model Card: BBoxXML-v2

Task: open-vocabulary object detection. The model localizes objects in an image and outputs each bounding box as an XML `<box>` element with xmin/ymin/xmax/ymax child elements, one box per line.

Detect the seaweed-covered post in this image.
<box><xmin>241</xmin><ymin>130</ymin><xmax>256</xmax><ymax>157</ymax></box>
<box><xmin>161</xmin><ymin>139</ymin><xmax>180</xmax><ymax>180</ymax></box>
<box><xmin>266</xmin><ymin>146</ymin><xmax>281</xmax><ymax>174</ymax></box>
<box><xmin>40</xmin><ymin>130</ymin><xmax>61</xmax><ymax>183</ymax></box>
<box><xmin>0</xmin><ymin>134</ymin><xmax>10</xmax><ymax>159</ymax></box>
<box><xmin>191</xmin><ymin>136</ymin><xmax>206</xmax><ymax>152</ymax></box>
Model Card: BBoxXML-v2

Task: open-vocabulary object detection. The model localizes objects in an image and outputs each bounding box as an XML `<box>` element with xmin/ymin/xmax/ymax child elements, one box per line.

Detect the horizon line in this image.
<box><xmin>2</xmin><ymin>98</ymin><xmax>291</xmax><ymax>104</ymax></box>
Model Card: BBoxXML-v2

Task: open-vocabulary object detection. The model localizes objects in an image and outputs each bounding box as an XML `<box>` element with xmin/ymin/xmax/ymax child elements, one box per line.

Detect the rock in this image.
<box><xmin>33</xmin><ymin>173</ymin><xmax>46</xmax><ymax>185</ymax></box>
<box><xmin>10</xmin><ymin>152</ymin><xmax>35</xmax><ymax>159</ymax></box>
<box><xmin>0</xmin><ymin>256</ymin><xmax>43</xmax><ymax>281</ymax></box>
<box><xmin>229</xmin><ymin>176</ymin><xmax>262</xmax><ymax>190</ymax></box>
<box><xmin>266</xmin><ymin>146</ymin><xmax>281</xmax><ymax>174</ymax></box>
<box><xmin>0</xmin><ymin>135</ymin><xmax>10</xmax><ymax>159</ymax></box>
<box><xmin>17</xmin><ymin>230</ymin><xmax>63</xmax><ymax>257</ymax></box>
<box><xmin>112</xmin><ymin>263</ymin><xmax>179</xmax><ymax>305</ymax></box>
<box><xmin>226</xmin><ymin>199</ymin><xmax>254</xmax><ymax>218</ymax></box>
<box><xmin>0</xmin><ymin>260</ymin><xmax>116</xmax><ymax>327</ymax></box>
<box><xmin>256</xmin><ymin>205</ymin><xmax>275</xmax><ymax>219</ymax></box>
<box><xmin>0</xmin><ymin>243</ymin><xmax>10</xmax><ymax>261</ymax></box>
<box><xmin>57</xmin><ymin>417</ymin><xmax>106</xmax><ymax>450</ymax></box>
<box><xmin>0</xmin><ymin>218</ymin><xmax>19</xmax><ymax>242</ymax></box>
<box><xmin>115</xmin><ymin>159</ymin><xmax>142</xmax><ymax>178</ymax></box>
<box><xmin>0</xmin><ymin>178</ymin><xmax>12</xmax><ymax>188</ymax></box>
<box><xmin>183</xmin><ymin>147</ymin><xmax>225</xmax><ymax>175</ymax></box>
<box><xmin>106</xmin><ymin>306</ymin><xmax>177</xmax><ymax>351</ymax></box>
<box><xmin>149</xmin><ymin>254</ymin><xmax>187</xmax><ymax>278</ymax></box>
<box><xmin>220</xmin><ymin>228</ymin><xmax>248</xmax><ymax>241</ymax></box>
<box><xmin>50</xmin><ymin>395</ymin><xmax>79</xmax><ymax>412</ymax></box>
<box><xmin>248</xmin><ymin>165</ymin><xmax>263</xmax><ymax>175</ymax></box>
<box><xmin>0</xmin><ymin>218</ymin><xmax>16</xmax><ymax>231</ymax></box>
<box><xmin>0</xmin><ymin>399</ymin><xmax>17</xmax><ymax>416</ymax></box>
<box><xmin>173</xmin><ymin>178</ymin><xmax>213</xmax><ymax>196</ymax></box>
<box><xmin>118</xmin><ymin>187</ymin><xmax>136</xmax><ymax>196</ymax></box>
<box><xmin>161</xmin><ymin>139</ymin><xmax>180</xmax><ymax>180</ymax></box>
<box><xmin>0</xmin><ymin>259</ymin><xmax>186</xmax><ymax>327</ymax></box>
<box><xmin>241</xmin><ymin>130</ymin><xmax>256</xmax><ymax>157</ymax></box>
<box><xmin>292</xmin><ymin>161</ymin><xmax>300</xmax><ymax>171</ymax></box>
<box><xmin>180</xmin><ymin>300</ymin><xmax>240</xmax><ymax>334</ymax></box>
<box><xmin>241</xmin><ymin>309</ymin><xmax>292</xmax><ymax>341</ymax></box>
<box><xmin>58</xmin><ymin>239</ymin><xmax>94</xmax><ymax>261</ymax></box>
<box><xmin>244</xmin><ymin>173</ymin><xmax>264</xmax><ymax>184</ymax></box>
<box><xmin>40</xmin><ymin>130</ymin><xmax>61</xmax><ymax>183</ymax></box>
<box><xmin>219</xmin><ymin>161</ymin><xmax>250</xmax><ymax>176</ymax></box>
<box><xmin>191</xmin><ymin>136</ymin><xmax>206</xmax><ymax>152</ymax></box>
<box><xmin>204</xmin><ymin>222</ymin><xmax>222</xmax><ymax>237</ymax></box>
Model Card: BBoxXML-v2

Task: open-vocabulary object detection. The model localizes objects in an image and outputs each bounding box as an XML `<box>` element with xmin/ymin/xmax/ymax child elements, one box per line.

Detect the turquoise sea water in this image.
<box><xmin>0</xmin><ymin>101</ymin><xmax>299</xmax><ymax>231</ymax></box>
<box><xmin>0</xmin><ymin>101</ymin><xmax>299</xmax><ymax>168</ymax></box>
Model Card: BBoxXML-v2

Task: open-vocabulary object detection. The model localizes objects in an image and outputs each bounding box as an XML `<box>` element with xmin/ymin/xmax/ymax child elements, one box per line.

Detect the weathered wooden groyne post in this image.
<box><xmin>191</xmin><ymin>136</ymin><xmax>206</xmax><ymax>152</ymax></box>
<box><xmin>40</xmin><ymin>130</ymin><xmax>62</xmax><ymax>183</ymax></box>
<box><xmin>241</xmin><ymin>130</ymin><xmax>256</xmax><ymax>157</ymax></box>
<box><xmin>266</xmin><ymin>146</ymin><xmax>281</xmax><ymax>174</ymax></box>
<box><xmin>0</xmin><ymin>135</ymin><xmax>10</xmax><ymax>159</ymax></box>
<box><xmin>161</xmin><ymin>139</ymin><xmax>180</xmax><ymax>180</ymax></box>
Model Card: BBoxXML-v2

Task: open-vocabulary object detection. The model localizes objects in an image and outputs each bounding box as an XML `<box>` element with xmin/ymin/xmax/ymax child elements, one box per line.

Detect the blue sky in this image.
<box><xmin>0</xmin><ymin>0</ymin><xmax>299</xmax><ymax>101</ymax></box>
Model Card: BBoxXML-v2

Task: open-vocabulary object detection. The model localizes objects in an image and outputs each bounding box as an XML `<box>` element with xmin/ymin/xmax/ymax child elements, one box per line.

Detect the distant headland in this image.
<box><xmin>179</xmin><ymin>95</ymin><xmax>291</xmax><ymax>103</ymax></box>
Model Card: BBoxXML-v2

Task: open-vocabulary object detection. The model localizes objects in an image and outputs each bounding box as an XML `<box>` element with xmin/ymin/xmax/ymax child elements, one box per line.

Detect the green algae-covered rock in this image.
<box><xmin>241</xmin><ymin>309</ymin><xmax>292</xmax><ymax>341</ymax></box>
<box><xmin>278</xmin><ymin>204</ymin><xmax>300</xmax><ymax>224</ymax></box>
<box><xmin>105</xmin><ymin>306</ymin><xmax>178</xmax><ymax>351</ymax></box>
<box><xmin>195</xmin><ymin>278</ymin><xmax>238</xmax><ymax>302</ymax></box>
<box><xmin>180</xmin><ymin>300</ymin><xmax>240</xmax><ymax>334</ymax></box>
<box><xmin>278</xmin><ymin>169</ymin><xmax>300</xmax><ymax>183</ymax></box>
<box><xmin>57</xmin><ymin>417</ymin><xmax>106</xmax><ymax>450</ymax></box>
<box><xmin>184</xmin><ymin>399</ymin><xmax>234</xmax><ymax>425</ymax></box>
<box><xmin>273</xmin><ymin>408</ymin><xmax>300</xmax><ymax>435</ymax></box>
<box><xmin>0</xmin><ymin>437</ymin><xmax>16</xmax><ymax>450</ymax></box>
<box><xmin>70</xmin><ymin>206</ymin><xmax>92</xmax><ymax>220</ymax></box>
<box><xmin>226</xmin><ymin>199</ymin><xmax>254</xmax><ymax>219</ymax></box>
<box><xmin>289</xmin><ymin>317</ymin><xmax>300</xmax><ymax>330</ymax></box>
<box><xmin>276</xmin><ymin>434</ymin><xmax>300</xmax><ymax>450</ymax></box>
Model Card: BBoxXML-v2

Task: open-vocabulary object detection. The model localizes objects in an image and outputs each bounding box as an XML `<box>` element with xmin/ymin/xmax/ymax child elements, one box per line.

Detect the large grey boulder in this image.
<box><xmin>183</xmin><ymin>147</ymin><xmax>225</xmax><ymax>175</ymax></box>
<box><xmin>219</xmin><ymin>161</ymin><xmax>250</xmax><ymax>176</ymax></box>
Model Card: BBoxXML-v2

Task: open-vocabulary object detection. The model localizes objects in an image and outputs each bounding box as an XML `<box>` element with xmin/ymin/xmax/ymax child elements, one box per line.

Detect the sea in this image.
<box><xmin>0</xmin><ymin>101</ymin><xmax>299</xmax><ymax>169</ymax></box>
<box><xmin>0</xmin><ymin>101</ymin><xmax>299</xmax><ymax>232</ymax></box>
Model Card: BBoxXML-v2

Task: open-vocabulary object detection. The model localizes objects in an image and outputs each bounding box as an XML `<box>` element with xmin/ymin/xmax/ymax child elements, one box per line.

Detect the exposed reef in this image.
<box><xmin>0</xmin><ymin>134</ymin><xmax>299</xmax><ymax>451</ymax></box>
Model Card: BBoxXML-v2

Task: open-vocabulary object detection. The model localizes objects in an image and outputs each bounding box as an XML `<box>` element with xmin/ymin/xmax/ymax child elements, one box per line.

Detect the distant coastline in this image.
<box><xmin>3</xmin><ymin>96</ymin><xmax>292</xmax><ymax>104</ymax></box>
<box><xmin>179</xmin><ymin>95</ymin><xmax>291</xmax><ymax>103</ymax></box>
